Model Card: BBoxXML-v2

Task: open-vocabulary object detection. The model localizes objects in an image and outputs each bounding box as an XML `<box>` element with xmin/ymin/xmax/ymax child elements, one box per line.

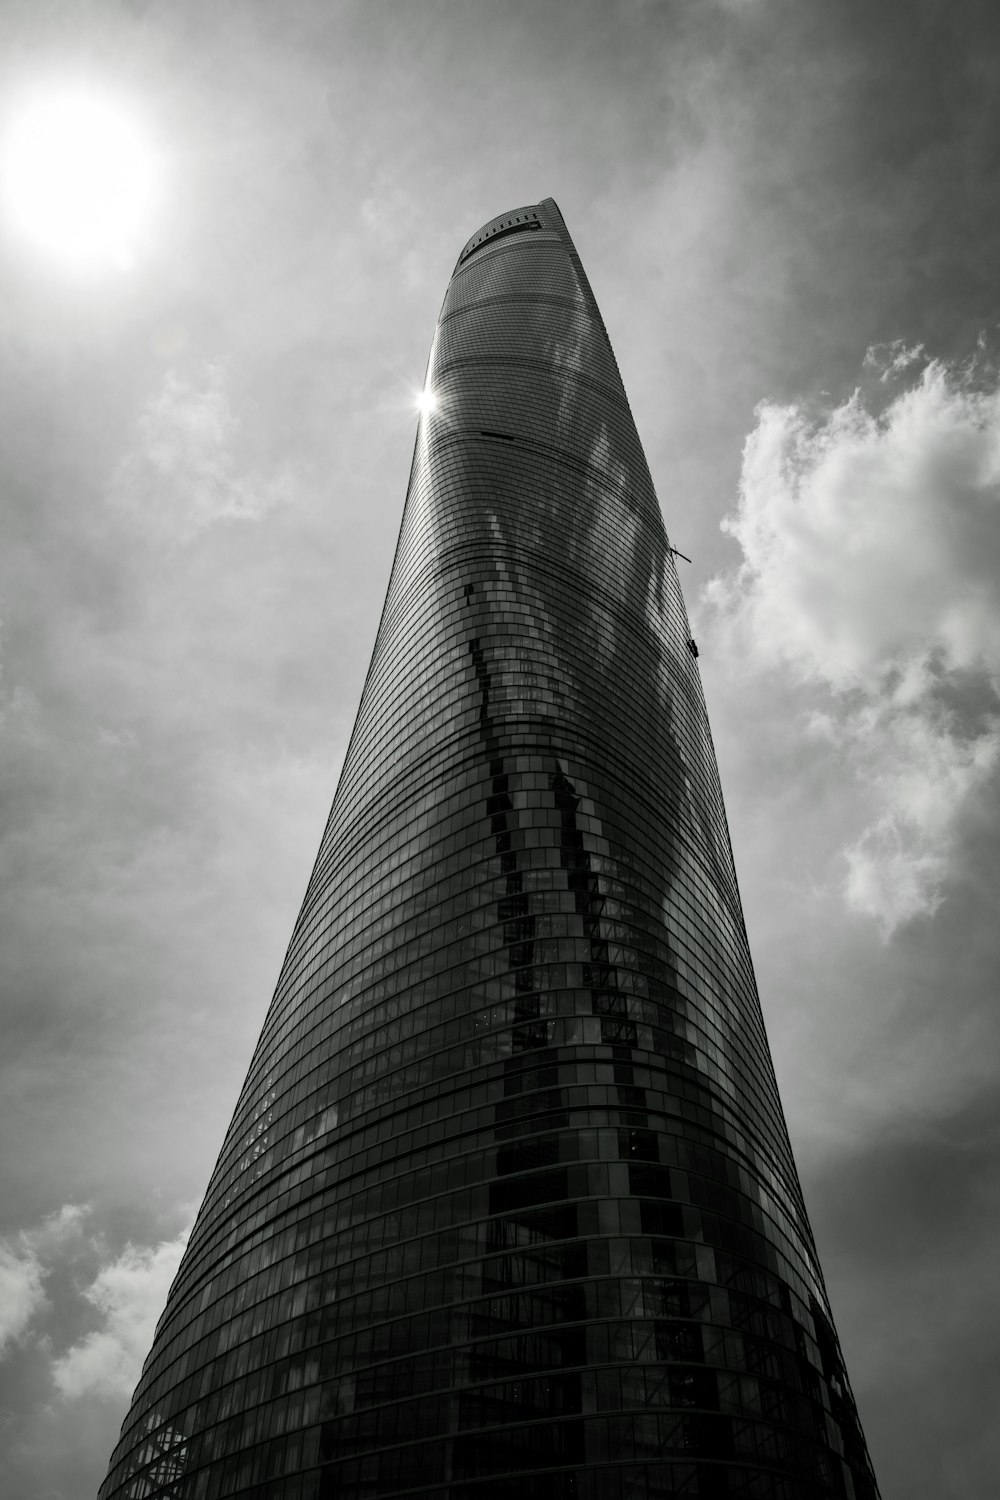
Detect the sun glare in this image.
<box><xmin>416</xmin><ymin>387</ymin><xmax>437</xmax><ymax>414</ymax></box>
<box><xmin>1</xmin><ymin>89</ymin><xmax>158</xmax><ymax>269</ymax></box>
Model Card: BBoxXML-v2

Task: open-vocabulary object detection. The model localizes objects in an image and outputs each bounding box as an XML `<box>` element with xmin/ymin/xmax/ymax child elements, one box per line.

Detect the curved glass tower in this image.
<box><xmin>100</xmin><ymin>200</ymin><xmax>879</xmax><ymax>1500</ymax></box>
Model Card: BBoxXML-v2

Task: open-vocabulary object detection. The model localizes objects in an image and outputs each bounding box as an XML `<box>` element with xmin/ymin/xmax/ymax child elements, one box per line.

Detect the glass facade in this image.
<box><xmin>99</xmin><ymin>199</ymin><xmax>880</xmax><ymax>1500</ymax></box>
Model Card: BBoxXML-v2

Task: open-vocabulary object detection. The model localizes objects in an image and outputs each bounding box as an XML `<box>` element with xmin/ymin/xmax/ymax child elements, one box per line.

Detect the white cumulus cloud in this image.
<box><xmin>704</xmin><ymin>352</ymin><xmax>1000</xmax><ymax>933</ymax></box>
<box><xmin>52</xmin><ymin>1228</ymin><xmax>189</xmax><ymax>1402</ymax></box>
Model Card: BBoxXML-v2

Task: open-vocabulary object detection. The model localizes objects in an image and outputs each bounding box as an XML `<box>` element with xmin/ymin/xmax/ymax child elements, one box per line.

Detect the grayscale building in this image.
<box><xmin>99</xmin><ymin>200</ymin><xmax>880</xmax><ymax>1500</ymax></box>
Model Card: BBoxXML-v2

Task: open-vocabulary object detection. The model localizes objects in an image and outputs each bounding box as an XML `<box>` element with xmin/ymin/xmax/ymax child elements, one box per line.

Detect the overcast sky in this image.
<box><xmin>0</xmin><ymin>2</ymin><xmax>997</xmax><ymax>1496</ymax></box>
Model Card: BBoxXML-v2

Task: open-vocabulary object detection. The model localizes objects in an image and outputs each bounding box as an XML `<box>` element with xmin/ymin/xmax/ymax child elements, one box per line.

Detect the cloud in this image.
<box><xmin>0</xmin><ymin>1204</ymin><xmax>188</xmax><ymax>1408</ymax></box>
<box><xmin>110</xmin><ymin>364</ymin><xmax>292</xmax><ymax>541</ymax></box>
<box><xmin>0</xmin><ymin>1204</ymin><xmax>92</xmax><ymax>1358</ymax></box>
<box><xmin>25</xmin><ymin>1202</ymin><xmax>94</xmax><ymax>1258</ymax></box>
<box><xmin>0</xmin><ymin>1242</ymin><xmax>46</xmax><ymax>1356</ymax></box>
<box><xmin>863</xmin><ymin>339</ymin><xmax>927</xmax><ymax>382</ymax></box>
<box><xmin>703</xmin><ymin>353</ymin><xmax>1000</xmax><ymax>932</ymax></box>
<box><xmin>51</xmin><ymin>1228</ymin><xmax>188</xmax><ymax>1402</ymax></box>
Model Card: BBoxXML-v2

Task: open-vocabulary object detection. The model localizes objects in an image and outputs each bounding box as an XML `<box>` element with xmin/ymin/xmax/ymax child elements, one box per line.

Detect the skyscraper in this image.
<box><xmin>100</xmin><ymin>200</ymin><xmax>879</xmax><ymax>1500</ymax></box>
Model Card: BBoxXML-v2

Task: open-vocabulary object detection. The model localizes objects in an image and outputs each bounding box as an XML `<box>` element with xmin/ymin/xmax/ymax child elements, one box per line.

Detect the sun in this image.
<box><xmin>1</xmin><ymin>89</ymin><xmax>158</xmax><ymax>269</ymax></box>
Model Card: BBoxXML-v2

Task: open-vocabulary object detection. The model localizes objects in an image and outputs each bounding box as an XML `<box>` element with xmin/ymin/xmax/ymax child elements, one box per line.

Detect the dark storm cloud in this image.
<box><xmin>0</xmin><ymin>2</ymin><xmax>997</xmax><ymax>1497</ymax></box>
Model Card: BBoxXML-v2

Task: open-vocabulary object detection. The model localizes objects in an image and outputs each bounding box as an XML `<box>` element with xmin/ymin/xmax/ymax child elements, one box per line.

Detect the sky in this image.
<box><xmin>0</xmin><ymin>1</ymin><xmax>997</xmax><ymax>1495</ymax></box>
